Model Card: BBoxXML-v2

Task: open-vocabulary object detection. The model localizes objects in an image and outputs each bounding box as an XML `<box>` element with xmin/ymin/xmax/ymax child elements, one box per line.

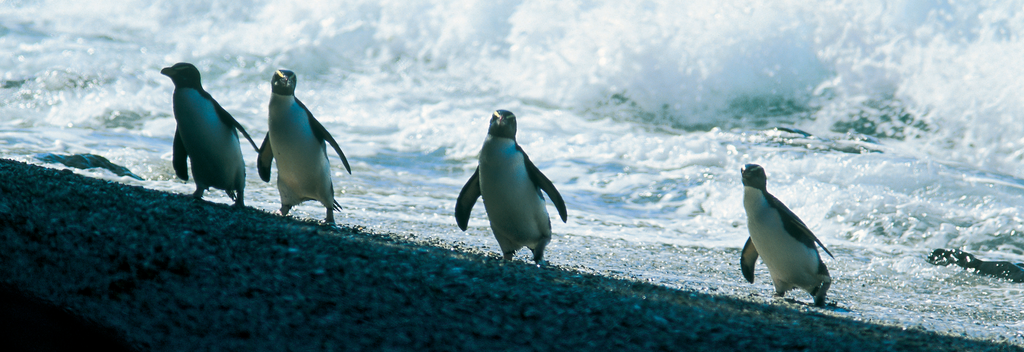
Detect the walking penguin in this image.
<box><xmin>455</xmin><ymin>110</ymin><xmax>568</xmax><ymax>265</ymax></box>
<box><xmin>161</xmin><ymin>62</ymin><xmax>259</xmax><ymax>207</ymax></box>
<box><xmin>257</xmin><ymin>70</ymin><xmax>351</xmax><ymax>223</ymax></box>
<box><xmin>740</xmin><ymin>163</ymin><xmax>833</xmax><ymax>306</ymax></box>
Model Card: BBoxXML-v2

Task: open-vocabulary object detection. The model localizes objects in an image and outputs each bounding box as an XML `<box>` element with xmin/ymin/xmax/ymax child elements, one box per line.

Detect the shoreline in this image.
<box><xmin>0</xmin><ymin>158</ymin><xmax>1019</xmax><ymax>351</ymax></box>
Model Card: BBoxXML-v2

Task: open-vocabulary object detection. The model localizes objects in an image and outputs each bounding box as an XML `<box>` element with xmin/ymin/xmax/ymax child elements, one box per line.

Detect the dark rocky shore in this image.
<box><xmin>0</xmin><ymin>158</ymin><xmax>1019</xmax><ymax>351</ymax></box>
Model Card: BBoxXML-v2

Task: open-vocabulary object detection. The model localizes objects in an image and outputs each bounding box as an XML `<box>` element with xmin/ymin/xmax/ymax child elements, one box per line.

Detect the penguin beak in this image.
<box><xmin>493</xmin><ymin>111</ymin><xmax>508</xmax><ymax>125</ymax></box>
<box><xmin>274</xmin><ymin>71</ymin><xmax>290</xmax><ymax>87</ymax></box>
<box><xmin>160</xmin><ymin>67</ymin><xmax>173</xmax><ymax>76</ymax></box>
<box><xmin>741</xmin><ymin>166</ymin><xmax>753</xmax><ymax>180</ymax></box>
<box><xmin>740</xmin><ymin>164</ymin><xmax>766</xmax><ymax>188</ymax></box>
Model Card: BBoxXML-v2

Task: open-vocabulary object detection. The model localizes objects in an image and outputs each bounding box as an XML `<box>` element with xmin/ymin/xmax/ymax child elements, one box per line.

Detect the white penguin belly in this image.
<box><xmin>173</xmin><ymin>89</ymin><xmax>244</xmax><ymax>191</ymax></box>
<box><xmin>744</xmin><ymin>188</ymin><xmax>822</xmax><ymax>292</ymax></box>
<box><xmin>478</xmin><ymin>138</ymin><xmax>550</xmax><ymax>249</ymax></box>
<box><xmin>268</xmin><ymin>95</ymin><xmax>333</xmax><ymax>206</ymax></box>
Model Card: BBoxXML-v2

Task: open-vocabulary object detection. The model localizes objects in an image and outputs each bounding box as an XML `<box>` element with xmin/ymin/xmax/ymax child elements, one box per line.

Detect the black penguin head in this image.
<box><xmin>741</xmin><ymin>164</ymin><xmax>767</xmax><ymax>190</ymax></box>
<box><xmin>160</xmin><ymin>62</ymin><xmax>203</xmax><ymax>90</ymax></box>
<box><xmin>271</xmin><ymin>70</ymin><xmax>297</xmax><ymax>96</ymax></box>
<box><xmin>487</xmin><ymin>110</ymin><xmax>517</xmax><ymax>139</ymax></box>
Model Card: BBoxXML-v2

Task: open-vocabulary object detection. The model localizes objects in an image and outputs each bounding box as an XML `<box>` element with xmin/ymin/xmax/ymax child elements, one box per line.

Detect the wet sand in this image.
<box><xmin>0</xmin><ymin>158</ymin><xmax>1019</xmax><ymax>351</ymax></box>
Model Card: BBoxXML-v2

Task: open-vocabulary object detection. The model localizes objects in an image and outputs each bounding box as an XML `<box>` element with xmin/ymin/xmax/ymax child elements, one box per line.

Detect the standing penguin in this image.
<box><xmin>455</xmin><ymin>110</ymin><xmax>568</xmax><ymax>265</ymax></box>
<box><xmin>161</xmin><ymin>62</ymin><xmax>260</xmax><ymax>207</ymax></box>
<box><xmin>257</xmin><ymin>70</ymin><xmax>351</xmax><ymax>223</ymax></box>
<box><xmin>740</xmin><ymin>164</ymin><xmax>834</xmax><ymax>306</ymax></box>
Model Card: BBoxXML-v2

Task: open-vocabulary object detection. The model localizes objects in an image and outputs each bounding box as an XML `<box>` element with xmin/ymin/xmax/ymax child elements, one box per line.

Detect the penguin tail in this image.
<box><xmin>332</xmin><ymin>200</ymin><xmax>342</xmax><ymax>212</ymax></box>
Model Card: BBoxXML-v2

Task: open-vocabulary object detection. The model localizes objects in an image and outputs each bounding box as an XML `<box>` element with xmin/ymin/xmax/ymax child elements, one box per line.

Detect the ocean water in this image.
<box><xmin>2</xmin><ymin>0</ymin><xmax>1024</xmax><ymax>343</ymax></box>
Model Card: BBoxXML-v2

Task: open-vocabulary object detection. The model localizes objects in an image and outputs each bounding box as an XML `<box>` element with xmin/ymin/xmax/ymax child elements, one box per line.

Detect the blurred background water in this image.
<box><xmin>2</xmin><ymin>0</ymin><xmax>1023</xmax><ymax>343</ymax></box>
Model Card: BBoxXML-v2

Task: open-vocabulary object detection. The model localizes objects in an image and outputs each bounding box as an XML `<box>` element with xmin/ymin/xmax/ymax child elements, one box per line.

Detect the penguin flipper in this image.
<box><xmin>208</xmin><ymin>93</ymin><xmax>260</xmax><ymax>152</ymax></box>
<box><xmin>172</xmin><ymin>129</ymin><xmax>189</xmax><ymax>181</ymax></box>
<box><xmin>297</xmin><ymin>98</ymin><xmax>352</xmax><ymax>174</ymax></box>
<box><xmin>741</xmin><ymin>237</ymin><xmax>758</xmax><ymax>283</ymax></box>
<box><xmin>257</xmin><ymin>134</ymin><xmax>274</xmax><ymax>182</ymax></box>
<box><xmin>765</xmin><ymin>192</ymin><xmax>834</xmax><ymax>259</ymax></box>
<box><xmin>517</xmin><ymin>144</ymin><xmax>568</xmax><ymax>223</ymax></box>
<box><xmin>454</xmin><ymin>168</ymin><xmax>481</xmax><ymax>231</ymax></box>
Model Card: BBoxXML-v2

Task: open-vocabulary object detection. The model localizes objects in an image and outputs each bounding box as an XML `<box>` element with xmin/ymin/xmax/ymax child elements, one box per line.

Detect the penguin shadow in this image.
<box><xmin>482</xmin><ymin>250</ymin><xmax>548</xmax><ymax>268</ymax></box>
<box><xmin>268</xmin><ymin>207</ymin><xmax>346</xmax><ymax>227</ymax></box>
<box><xmin>766</xmin><ymin>294</ymin><xmax>850</xmax><ymax>312</ymax></box>
<box><xmin>471</xmin><ymin>244</ymin><xmax>572</xmax><ymax>270</ymax></box>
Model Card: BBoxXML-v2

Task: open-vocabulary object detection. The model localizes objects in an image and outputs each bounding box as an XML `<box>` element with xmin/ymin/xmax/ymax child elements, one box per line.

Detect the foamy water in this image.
<box><xmin>2</xmin><ymin>0</ymin><xmax>1023</xmax><ymax>343</ymax></box>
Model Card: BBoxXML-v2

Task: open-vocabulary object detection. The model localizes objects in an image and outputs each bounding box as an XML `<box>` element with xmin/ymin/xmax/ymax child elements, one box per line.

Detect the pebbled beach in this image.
<box><xmin>0</xmin><ymin>158</ymin><xmax>1019</xmax><ymax>351</ymax></box>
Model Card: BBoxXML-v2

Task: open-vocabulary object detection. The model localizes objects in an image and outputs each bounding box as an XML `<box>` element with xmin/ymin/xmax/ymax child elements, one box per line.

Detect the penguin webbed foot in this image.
<box><xmin>192</xmin><ymin>189</ymin><xmax>205</xmax><ymax>200</ymax></box>
<box><xmin>279</xmin><ymin>205</ymin><xmax>292</xmax><ymax>216</ymax></box>
<box><xmin>810</xmin><ymin>278</ymin><xmax>831</xmax><ymax>307</ymax></box>
<box><xmin>812</xmin><ymin>292</ymin><xmax>828</xmax><ymax>307</ymax></box>
<box><xmin>502</xmin><ymin>252</ymin><xmax>515</xmax><ymax>261</ymax></box>
<box><xmin>228</xmin><ymin>190</ymin><xmax>245</xmax><ymax>208</ymax></box>
<box><xmin>531</xmin><ymin>248</ymin><xmax>546</xmax><ymax>266</ymax></box>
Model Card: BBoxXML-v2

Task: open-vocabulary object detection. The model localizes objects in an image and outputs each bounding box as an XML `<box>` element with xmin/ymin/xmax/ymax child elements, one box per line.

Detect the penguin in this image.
<box><xmin>740</xmin><ymin>163</ymin><xmax>834</xmax><ymax>306</ymax></box>
<box><xmin>161</xmin><ymin>62</ymin><xmax>260</xmax><ymax>207</ymax></box>
<box><xmin>455</xmin><ymin>110</ymin><xmax>568</xmax><ymax>265</ymax></box>
<box><xmin>257</xmin><ymin>69</ymin><xmax>351</xmax><ymax>223</ymax></box>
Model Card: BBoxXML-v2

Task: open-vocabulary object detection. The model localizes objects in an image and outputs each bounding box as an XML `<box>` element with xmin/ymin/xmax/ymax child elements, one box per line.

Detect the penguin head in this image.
<box><xmin>160</xmin><ymin>62</ymin><xmax>203</xmax><ymax>90</ymax></box>
<box><xmin>271</xmin><ymin>70</ymin><xmax>297</xmax><ymax>96</ymax></box>
<box><xmin>487</xmin><ymin>110</ymin><xmax>517</xmax><ymax>139</ymax></box>
<box><xmin>741</xmin><ymin>164</ymin><xmax>767</xmax><ymax>190</ymax></box>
